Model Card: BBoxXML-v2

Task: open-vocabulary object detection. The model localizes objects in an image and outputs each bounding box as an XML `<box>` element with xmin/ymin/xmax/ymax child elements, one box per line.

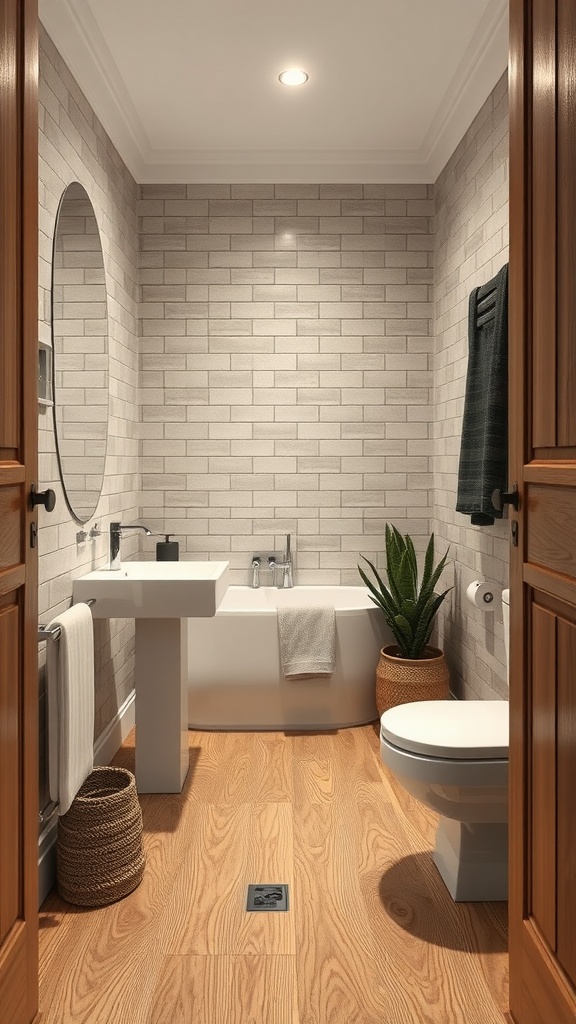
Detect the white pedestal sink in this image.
<box><xmin>73</xmin><ymin>560</ymin><xmax>229</xmax><ymax>793</ymax></box>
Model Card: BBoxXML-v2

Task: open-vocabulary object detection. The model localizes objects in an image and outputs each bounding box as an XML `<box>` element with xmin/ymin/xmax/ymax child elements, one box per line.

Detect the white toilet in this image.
<box><xmin>380</xmin><ymin>588</ymin><xmax>510</xmax><ymax>902</ymax></box>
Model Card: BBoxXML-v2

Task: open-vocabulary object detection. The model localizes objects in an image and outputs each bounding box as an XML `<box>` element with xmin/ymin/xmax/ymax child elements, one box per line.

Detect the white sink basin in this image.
<box><xmin>73</xmin><ymin>560</ymin><xmax>230</xmax><ymax>618</ymax></box>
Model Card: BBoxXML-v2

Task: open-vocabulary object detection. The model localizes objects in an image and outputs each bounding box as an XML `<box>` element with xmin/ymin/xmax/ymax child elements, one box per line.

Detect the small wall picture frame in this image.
<box><xmin>38</xmin><ymin>339</ymin><xmax>53</xmax><ymax>407</ymax></box>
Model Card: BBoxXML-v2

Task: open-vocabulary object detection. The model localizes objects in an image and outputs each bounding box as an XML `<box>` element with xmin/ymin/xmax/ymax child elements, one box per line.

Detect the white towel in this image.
<box><xmin>46</xmin><ymin>603</ymin><xmax>95</xmax><ymax>815</ymax></box>
<box><xmin>277</xmin><ymin>606</ymin><xmax>336</xmax><ymax>679</ymax></box>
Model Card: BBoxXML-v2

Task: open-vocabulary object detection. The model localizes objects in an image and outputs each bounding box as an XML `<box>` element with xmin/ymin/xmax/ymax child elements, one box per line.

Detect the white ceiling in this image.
<box><xmin>39</xmin><ymin>0</ymin><xmax>508</xmax><ymax>184</ymax></box>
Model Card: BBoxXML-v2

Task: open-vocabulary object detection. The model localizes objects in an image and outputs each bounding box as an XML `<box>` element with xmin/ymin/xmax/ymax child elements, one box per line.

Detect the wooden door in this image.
<box><xmin>509</xmin><ymin>1</ymin><xmax>576</xmax><ymax>1021</ymax></box>
<box><xmin>0</xmin><ymin>1</ymin><xmax>39</xmax><ymax>1022</ymax></box>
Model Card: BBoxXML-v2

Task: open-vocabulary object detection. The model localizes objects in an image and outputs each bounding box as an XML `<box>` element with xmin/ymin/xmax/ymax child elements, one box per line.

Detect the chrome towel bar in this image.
<box><xmin>37</xmin><ymin>598</ymin><xmax>96</xmax><ymax>643</ymax></box>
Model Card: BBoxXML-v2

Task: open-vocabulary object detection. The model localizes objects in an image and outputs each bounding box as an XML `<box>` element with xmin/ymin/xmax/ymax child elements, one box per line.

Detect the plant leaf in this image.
<box><xmin>359</xmin><ymin>554</ymin><xmax>387</xmax><ymax>597</ymax></box>
<box><xmin>393</xmin><ymin>614</ymin><xmax>413</xmax><ymax>654</ymax></box>
<box><xmin>412</xmin><ymin>588</ymin><xmax>452</xmax><ymax>657</ymax></box>
<box><xmin>420</xmin><ymin>533</ymin><xmax>435</xmax><ymax>594</ymax></box>
<box><xmin>425</xmin><ymin>550</ymin><xmax>450</xmax><ymax>597</ymax></box>
<box><xmin>358</xmin><ymin>557</ymin><xmax>396</xmax><ymax>613</ymax></box>
<box><xmin>384</xmin><ymin>525</ymin><xmax>404</xmax><ymax>606</ymax></box>
<box><xmin>399</xmin><ymin>598</ymin><xmax>419</xmax><ymax>629</ymax></box>
<box><xmin>358</xmin><ymin>564</ymin><xmax>395</xmax><ymax>617</ymax></box>
<box><xmin>405</xmin><ymin>534</ymin><xmax>419</xmax><ymax>591</ymax></box>
<box><xmin>358</xmin><ymin>526</ymin><xmax>451</xmax><ymax>660</ymax></box>
<box><xmin>392</xmin><ymin>549</ymin><xmax>416</xmax><ymax>602</ymax></box>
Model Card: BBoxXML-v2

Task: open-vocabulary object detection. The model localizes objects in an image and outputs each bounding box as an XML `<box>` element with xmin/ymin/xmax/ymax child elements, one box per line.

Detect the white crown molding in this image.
<box><xmin>423</xmin><ymin>0</ymin><xmax>508</xmax><ymax>181</ymax></box>
<box><xmin>39</xmin><ymin>0</ymin><xmax>149</xmax><ymax>181</ymax></box>
<box><xmin>40</xmin><ymin>0</ymin><xmax>508</xmax><ymax>186</ymax></box>
<box><xmin>138</xmin><ymin>148</ymin><xmax>432</xmax><ymax>185</ymax></box>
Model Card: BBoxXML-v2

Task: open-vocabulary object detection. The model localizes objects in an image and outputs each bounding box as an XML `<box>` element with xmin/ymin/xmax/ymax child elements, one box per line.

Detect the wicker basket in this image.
<box><xmin>57</xmin><ymin>766</ymin><xmax>145</xmax><ymax>907</ymax></box>
<box><xmin>376</xmin><ymin>644</ymin><xmax>450</xmax><ymax>717</ymax></box>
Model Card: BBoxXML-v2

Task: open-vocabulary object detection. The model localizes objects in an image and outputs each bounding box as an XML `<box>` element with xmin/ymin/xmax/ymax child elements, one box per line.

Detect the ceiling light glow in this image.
<box><xmin>278</xmin><ymin>68</ymin><xmax>309</xmax><ymax>87</ymax></box>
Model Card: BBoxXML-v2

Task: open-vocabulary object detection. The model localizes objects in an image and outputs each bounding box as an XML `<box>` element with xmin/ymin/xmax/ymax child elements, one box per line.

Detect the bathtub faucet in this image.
<box><xmin>251</xmin><ymin>556</ymin><xmax>261</xmax><ymax>589</ymax></box>
<box><xmin>268</xmin><ymin>534</ymin><xmax>294</xmax><ymax>589</ymax></box>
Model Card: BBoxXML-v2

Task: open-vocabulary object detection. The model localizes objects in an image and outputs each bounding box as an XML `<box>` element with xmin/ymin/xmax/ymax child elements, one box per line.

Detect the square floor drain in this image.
<box><xmin>246</xmin><ymin>884</ymin><xmax>289</xmax><ymax>912</ymax></box>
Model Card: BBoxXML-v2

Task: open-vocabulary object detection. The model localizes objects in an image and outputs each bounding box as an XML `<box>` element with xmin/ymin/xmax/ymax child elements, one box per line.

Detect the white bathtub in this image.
<box><xmin>187</xmin><ymin>586</ymin><xmax>392</xmax><ymax>730</ymax></box>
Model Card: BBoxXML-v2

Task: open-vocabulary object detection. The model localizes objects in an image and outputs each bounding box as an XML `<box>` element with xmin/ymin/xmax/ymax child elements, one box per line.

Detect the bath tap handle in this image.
<box><xmin>268</xmin><ymin>552</ymin><xmax>293</xmax><ymax>589</ymax></box>
<box><xmin>251</xmin><ymin>556</ymin><xmax>261</xmax><ymax>589</ymax></box>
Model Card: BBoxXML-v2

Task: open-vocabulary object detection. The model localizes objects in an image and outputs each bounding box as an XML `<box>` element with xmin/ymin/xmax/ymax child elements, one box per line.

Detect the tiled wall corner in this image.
<box><xmin>38</xmin><ymin>28</ymin><xmax>140</xmax><ymax>808</ymax></box>
<box><xmin>433</xmin><ymin>72</ymin><xmax>509</xmax><ymax>700</ymax></box>
<box><xmin>138</xmin><ymin>183</ymin><xmax>435</xmax><ymax>584</ymax></box>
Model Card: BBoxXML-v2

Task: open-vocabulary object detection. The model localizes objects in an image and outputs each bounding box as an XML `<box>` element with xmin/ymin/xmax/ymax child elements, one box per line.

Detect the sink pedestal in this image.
<box><xmin>134</xmin><ymin>619</ymin><xmax>189</xmax><ymax>793</ymax></box>
<box><xmin>73</xmin><ymin>559</ymin><xmax>229</xmax><ymax>794</ymax></box>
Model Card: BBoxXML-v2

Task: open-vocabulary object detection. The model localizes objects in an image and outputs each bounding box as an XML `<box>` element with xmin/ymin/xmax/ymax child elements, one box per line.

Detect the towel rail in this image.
<box><xmin>38</xmin><ymin>598</ymin><xmax>96</xmax><ymax>643</ymax></box>
<box><xmin>38</xmin><ymin>597</ymin><xmax>97</xmax><ymax>828</ymax></box>
<box><xmin>39</xmin><ymin>800</ymin><xmax>59</xmax><ymax>827</ymax></box>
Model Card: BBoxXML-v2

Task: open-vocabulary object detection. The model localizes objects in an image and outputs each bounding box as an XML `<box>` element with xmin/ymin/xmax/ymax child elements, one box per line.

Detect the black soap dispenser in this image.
<box><xmin>156</xmin><ymin>534</ymin><xmax>179</xmax><ymax>561</ymax></box>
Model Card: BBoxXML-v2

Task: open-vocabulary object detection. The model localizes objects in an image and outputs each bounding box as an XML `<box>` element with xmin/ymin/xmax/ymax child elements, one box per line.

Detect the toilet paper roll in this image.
<box><xmin>466</xmin><ymin>580</ymin><xmax>497</xmax><ymax>610</ymax></box>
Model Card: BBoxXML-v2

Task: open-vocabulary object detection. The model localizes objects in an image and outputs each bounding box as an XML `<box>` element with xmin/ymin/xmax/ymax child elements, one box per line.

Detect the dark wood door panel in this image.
<box><xmin>0</xmin><ymin>484</ymin><xmax>22</xmax><ymax>570</ymax></box>
<box><xmin>510</xmin><ymin>1</ymin><xmax>576</xmax><ymax>1021</ymax></box>
<box><xmin>557</xmin><ymin>617</ymin><xmax>576</xmax><ymax>985</ymax></box>
<box><xmin>532</xmin><ymin>0</ymin><xmax>557</xmax><ymax>448</ymax></box>
<box><xmin>557</xmin><ymin>0</ymin><xmax>576</xmax><ymax>447</ymax></box>
<box><xmin>521</xmin><ymin>925</ymin><xmax>576</xmax><ymax>1024</ymax></box>
<box><xmin>527</xmin><ymin>485</ymin><xmax>576</xmax><ymax>579</ymax></box>
<box><xmin>0</xmin><ymin>1</ymin><xmax>38</xmax><ymax>1021</ymax></box>
<box><xmin>0</xmin><ymin>604</ymin><xmax>20</xmax><ymax>945</ymax></box>
<box><xmin>530</xmin><ymin>602</ymin><xmax>556</xmax><ymax>951</ymax></box>
<box><xmin>0</xmin><ymin>928</ymin><xmax>27</xmax><ymax>1024</ymax></box>
<box><xmin>0</xmin><ymin>0</ymin><xmax>21</xmax><ymax>448</ymax></box>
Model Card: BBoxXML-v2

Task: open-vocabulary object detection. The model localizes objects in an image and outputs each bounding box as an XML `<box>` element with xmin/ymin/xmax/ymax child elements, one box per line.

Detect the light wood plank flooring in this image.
<box><xmin>38</xmin><ymin>725</ymin><xmax>508</xmax><ymax>1023</ymax></box>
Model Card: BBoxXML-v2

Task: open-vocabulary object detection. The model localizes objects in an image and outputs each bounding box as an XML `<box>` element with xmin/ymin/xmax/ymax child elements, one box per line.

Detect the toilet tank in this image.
<box><xmin>502</xmin><ymin>588</ymin><xmax>510</xmax><ymax>686</ymax></box>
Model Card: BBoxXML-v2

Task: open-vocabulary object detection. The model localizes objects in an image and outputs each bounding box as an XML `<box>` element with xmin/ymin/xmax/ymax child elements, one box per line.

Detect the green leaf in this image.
<box><xmin>412</xmin><ymin>588</ymin><xmax>452</xmax><ymax>657</ymax></box>
<box><xmin>393</xmin><ymin>614</ymin><xmax>414</xmax><ymax>652</ymax></box>
<box><xmin>392</xmin><ymin>549</ymin><xmax>417</xmax><ymax>602</ymax></box>
<box><xmin>425</xmin><ymin>552</ymin><xmax>450</xmax><ymax>597</ymax></box>
<box><xmin>359</xmin><ymin>554</ymin><xmax>387</xmax><ymax>596</ymax></box>
<box><xmin>405</xmin><ymin>534</ymin><xmax>419</xmax><ymax>590</ymax></box>
<box><xmin>420</xmin><ymin>533</ymin><xmax>435</xmax><ymax>594</ymax></box>
<box><xmin>384</xmin><ymin>527</ymin><xmax>404</xmax><ymax>607</ymax></box>
<box><xmin>358</xmin><ymin>564</ymin><xmax>395</xmax><ymax>617</ymax></box>
<box><xmin>399</xmin><ymin>598</ymin><xmax>419</xmax><ymax>629</ymax></box>
<box><xmin>358</xmin><ymin>524</ymin><xmax>451</xmax><ymax>660</ymax></box>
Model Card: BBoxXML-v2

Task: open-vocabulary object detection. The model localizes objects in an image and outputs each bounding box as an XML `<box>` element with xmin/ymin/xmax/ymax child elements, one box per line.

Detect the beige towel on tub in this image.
<box><xmin>46</xmin><ymin>603</ymin><xmax>95</xmax><ymax>815</ymax></box>
<box><xmin>277</xmin><ymin>606</ymin><xmax>336</xmax><ymax>679</ymax></box>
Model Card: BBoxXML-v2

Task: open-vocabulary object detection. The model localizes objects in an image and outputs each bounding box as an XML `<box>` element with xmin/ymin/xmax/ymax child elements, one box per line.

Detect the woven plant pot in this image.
<box><xmin>57</xmin><ymin>766</ymin><xmax>145</xmax><ymax>907</ymax></box>
<box><xmin>375</xmin><ymin>644</ymin><xmax>450</xmax><ymax>717</ymax></box>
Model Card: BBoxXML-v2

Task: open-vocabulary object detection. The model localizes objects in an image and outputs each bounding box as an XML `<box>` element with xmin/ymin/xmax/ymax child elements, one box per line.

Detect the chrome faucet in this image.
<box><xmin>268</xmin><ymin>534</ymin><xmax>294</xmax><ymax>589</ymax></box>
<box><xmin>251</xmin><ymin>556</ymin><xmax>261</xmax><ymax>589</ymax></box>
<box><xmin>109</xmin><ymin>521</ymin><xmax>152</xmax><ymax>570</ymax></box>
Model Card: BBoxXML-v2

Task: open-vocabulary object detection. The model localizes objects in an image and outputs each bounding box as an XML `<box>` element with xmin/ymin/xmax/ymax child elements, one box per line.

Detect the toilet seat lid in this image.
<box><xmin>380</xmin><ymin>700</ymin><xmax>509</xmax><ymax>759</ymax></box>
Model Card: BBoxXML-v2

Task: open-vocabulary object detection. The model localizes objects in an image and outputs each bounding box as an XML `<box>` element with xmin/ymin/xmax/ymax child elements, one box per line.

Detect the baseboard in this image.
<box><xmin>93</xmin><ymin>689</ymin><xmax>136</xmax><ymax>766</ymax></box>
<box><xmin>38</xmin><ymin>689</ymin><xmax>136</xmax><ymax>907</ymax></box>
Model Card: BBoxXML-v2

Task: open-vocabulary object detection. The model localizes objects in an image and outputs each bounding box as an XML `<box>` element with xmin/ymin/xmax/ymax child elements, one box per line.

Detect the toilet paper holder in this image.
<box><xmin>466</xmin><ymin>580</ymin><xmax>502</xmax><ymax>610</ymax></box>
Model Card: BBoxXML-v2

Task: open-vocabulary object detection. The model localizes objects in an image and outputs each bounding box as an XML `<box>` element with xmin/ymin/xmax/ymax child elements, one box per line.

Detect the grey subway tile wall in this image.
<box><xmin>433</xmin><ymin>73</ymin><xmax>509</xmax><ymax>699</ymax></box>
<box><xmin>138</xmin><ymin>184</ymin><xmax>435</xmax><ymax>583</ymax></box>
<box><xmin>38</xmin><ymin>27</ymin><xmax>140</xmax><ymax>802</ymax></box>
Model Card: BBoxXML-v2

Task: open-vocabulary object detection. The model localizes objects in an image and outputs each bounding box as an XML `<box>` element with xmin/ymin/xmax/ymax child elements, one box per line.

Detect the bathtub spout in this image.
<box><xmin>267</xmin><ymin>547</ymin><xmax>293</xmax><ymax>588</ymax></box>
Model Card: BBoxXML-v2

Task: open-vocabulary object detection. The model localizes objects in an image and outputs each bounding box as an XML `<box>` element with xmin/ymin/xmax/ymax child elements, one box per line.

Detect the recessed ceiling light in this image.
<box><xmin>278</xmin><ymin>69</ymin><xmax>309</xmax><ymax>87</ymax></box>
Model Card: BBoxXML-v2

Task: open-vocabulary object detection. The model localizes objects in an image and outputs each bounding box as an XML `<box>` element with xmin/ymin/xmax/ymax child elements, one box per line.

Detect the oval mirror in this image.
<box><xmin>52</xmin><ymin>182</ymin><xmax>109</xmax><ymax>524</ymax></box>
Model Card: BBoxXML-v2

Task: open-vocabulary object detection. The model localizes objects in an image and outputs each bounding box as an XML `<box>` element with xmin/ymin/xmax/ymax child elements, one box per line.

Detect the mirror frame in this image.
<box><xmin>51</xmin><ymin>181</ymin><xmax>110</xmax><ymax>525</ymax></box>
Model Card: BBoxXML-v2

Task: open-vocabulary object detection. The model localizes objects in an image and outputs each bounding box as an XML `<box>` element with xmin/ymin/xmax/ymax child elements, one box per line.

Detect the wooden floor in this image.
<box><xmin>38</xmin><ymin>725</ymin><xmax>509</xmax><ymax>1023</ymax></box>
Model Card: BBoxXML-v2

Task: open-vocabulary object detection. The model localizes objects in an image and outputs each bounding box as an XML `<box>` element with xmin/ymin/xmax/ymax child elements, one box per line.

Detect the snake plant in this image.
<box><xmin>359</xmin><ymin>524</ymin><xmax>451</xmax><ymax>660</ymax></box>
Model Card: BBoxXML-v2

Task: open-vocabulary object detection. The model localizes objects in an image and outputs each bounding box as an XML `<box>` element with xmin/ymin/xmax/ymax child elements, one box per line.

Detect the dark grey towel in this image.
<box><xmin>456</xmin><ymin>264</ymin><xmax>508</xmax><ymax>526</ymax></box>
